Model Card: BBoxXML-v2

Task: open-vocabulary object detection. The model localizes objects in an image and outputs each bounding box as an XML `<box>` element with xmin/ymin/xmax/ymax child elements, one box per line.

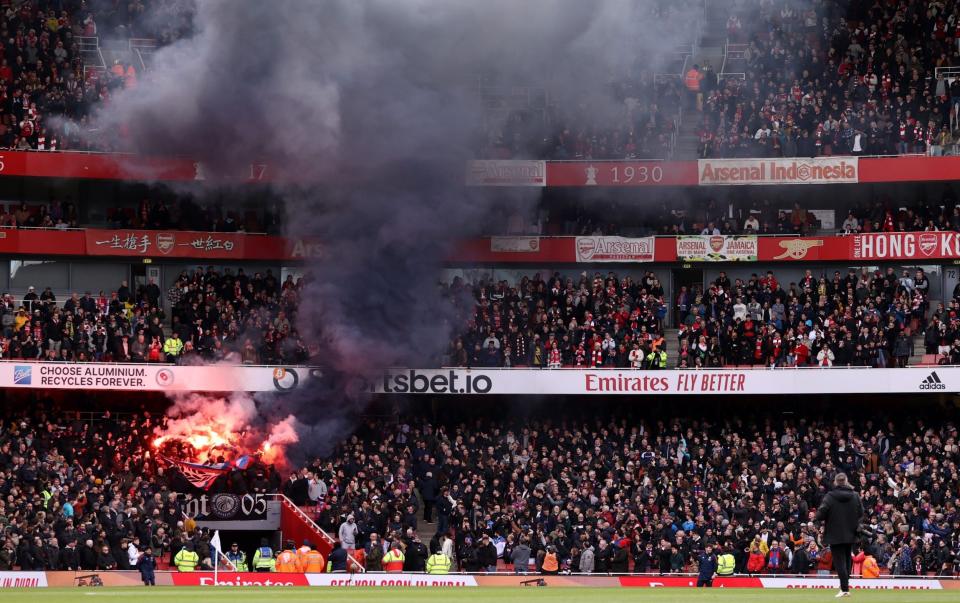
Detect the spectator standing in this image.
<box><xmin>816</xmin><ymin>473</ymin><xmax>863</xmax><ymax>598</ymax></box>
<box><xmin>697</xmin><ymin>544</ymin><xmax>717</xmax><ymax>587</ymax></box>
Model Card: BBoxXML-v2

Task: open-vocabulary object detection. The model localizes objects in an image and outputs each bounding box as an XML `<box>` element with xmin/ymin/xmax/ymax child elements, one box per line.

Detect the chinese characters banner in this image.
<box><xmin>83</xmin><ymin>229</ymin><xmax>286</xmax><ymax>260</ymax></box>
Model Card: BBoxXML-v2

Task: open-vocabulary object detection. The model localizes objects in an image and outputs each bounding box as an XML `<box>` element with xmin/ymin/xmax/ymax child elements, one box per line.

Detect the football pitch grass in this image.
<box><xmin>2</xmin><ymin>588</ymin><xmax>957</xmax><ymax>603</ymax></box>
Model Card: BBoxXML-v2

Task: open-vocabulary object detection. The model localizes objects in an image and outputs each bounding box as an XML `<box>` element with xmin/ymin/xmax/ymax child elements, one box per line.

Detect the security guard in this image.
<box><xmin>382</xmin><ymin>543</ymin><xmax>405</xmax><ymax>572</ymax></box>
<box><xmin>646</xmin><ymin>345</ymin><xmax>668</xmax><ymax>369</ymax></box>
<box><xmin>163</xmin><ymin>332</ymin><xmax>184</xmax><ymax>358</ymax></box>
<box><xmin>716</xmin><ymin>545</ymin><xmax>736</xmax><ymax>577</ymax></box>
<box><xmin>173</xmin><ymin>542</ymin><xmax>199</xmax><ymax>572</ymax></box>
<box><xmin>426</xmin><ymin>550</ymin><xmax>450</xmax><ymax>574</ymax></box>
<box><xmin>252</xmin><ymin>538</ymin><xmax>276</xmax><ymax>572</ymax></box>
<box><xmin>226</xmin><ymin>542</ymin><xmax>248</xmax><ymax>572</ymax></box>
<box><xmin>275</xmin><ymin>540</ymin><xmax>302</xmax><ymax>573</ymax></box>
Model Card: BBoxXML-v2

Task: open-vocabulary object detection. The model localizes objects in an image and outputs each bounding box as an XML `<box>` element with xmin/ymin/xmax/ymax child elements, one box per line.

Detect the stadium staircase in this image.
<box><xmin>271</xmin><ymin>494</ymin><xmax>365</xmax><ymax>572</ymax></box>
<box><xmin>673</xmin><ymin>0</ymin><xmax>734</xmax><ymax>159</ymax></box>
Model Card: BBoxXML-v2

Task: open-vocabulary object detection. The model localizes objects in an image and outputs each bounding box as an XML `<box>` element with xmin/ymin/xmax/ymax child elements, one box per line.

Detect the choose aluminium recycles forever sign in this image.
<box><xmin>0</xmin><ymin>362</ymin><xmax>318</xmax><ymax>393</ymax></box>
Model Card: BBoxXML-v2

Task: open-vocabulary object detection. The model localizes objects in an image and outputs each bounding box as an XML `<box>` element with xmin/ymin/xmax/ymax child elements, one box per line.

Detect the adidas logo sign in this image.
<box><xmin>919</xmin><ymin>371</ymin><xmax>946</xmax><ymax>390</ymax></box>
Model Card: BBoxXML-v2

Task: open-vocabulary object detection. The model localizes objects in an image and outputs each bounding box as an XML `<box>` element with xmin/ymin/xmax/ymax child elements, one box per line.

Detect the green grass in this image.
<box><xmin>1</xmin><ymin>588</ymin><xmax>957</xmax><ymax>603</ymax></box>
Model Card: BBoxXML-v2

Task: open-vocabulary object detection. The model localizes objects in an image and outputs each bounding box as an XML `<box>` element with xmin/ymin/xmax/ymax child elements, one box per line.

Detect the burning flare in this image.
<box><xmin>152</xmin><ymin>392</ymin><xmax>299</xmax><ymax>469</ymax></box>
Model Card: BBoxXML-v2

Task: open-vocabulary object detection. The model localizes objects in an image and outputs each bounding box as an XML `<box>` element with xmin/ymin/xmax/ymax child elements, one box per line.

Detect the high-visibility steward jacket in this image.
<box><xmin>426</xmin><ymin>552</ymin><xmax>450</xmax><ymax>574</ymax></box>
<box><xmin>862</xmin><ymin>555</ymin><xmax>880</xmax><ymax>578</ymax></box>
<box><xmin>302</xmin><ymin>550</ymin><xmax>325</xmax><ymax>573</ymax></box>
<box><xmin>253</xmin><ymin>546</ymin><xmax>276</xmax><ymax>571</ymax></box>
<box><xmin>173</xmin><ymin>548</ymin><xmax>199</xmax><ymax>572</ymax></box>
<box><xmin>297</xmin><ymin>546</ymin><xmax>310</xmax><ymax>570</ymax></box>
<box><xmin>542</xmin><ymin>552</ymin><xmax>559</xmax><ymax>572</ymax></box>
<box><xmin>383</xmin><ymin>547</ymin><xmax>405</xmax><ymax>572</ymax></box>
<box><xmin>646</xmin><ymin>350</ymin><xmax>667</xmax><ymax>368</ymax></box>
<box><xmin>717</xmin><ymin>553</ymin><xmax>736</xmax><ymax>575</ymax></box>
<box><xmin>275</xmin><ymin>549</ymin><xmax>302</xmax><ymax>572</ymax></box>
<box><xmin>163</xmin><ymin>336</ymin><xmax>183</xmax><ymax>356</ymax></box>
<box><xmin>685</xmin><ymin>68</ymin><xmax>701</xmax><ymax>91</ymax></box>
<box><xmin>226</xmin><ymin>550</ymin><xmax>248</xmax><ymax>571</ymax></box>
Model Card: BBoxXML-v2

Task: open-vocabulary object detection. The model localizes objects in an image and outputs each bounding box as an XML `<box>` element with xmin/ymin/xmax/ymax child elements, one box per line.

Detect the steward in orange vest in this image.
<box><xmin>275</xmin><ymin>541</ymin><xmax>302</xmax><ymax>573</ymax></box>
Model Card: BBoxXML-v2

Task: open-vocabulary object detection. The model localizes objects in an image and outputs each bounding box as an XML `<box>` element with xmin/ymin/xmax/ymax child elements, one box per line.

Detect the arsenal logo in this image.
<box><xmin>577</xmin><ymin>238</ymin><xmax>597</xmax><ymax>259</ymax></box>
<box><xmin>156</xmin><ymin>233</ymin><xmax>176</xmax><ymax>255</ymax></box>
<box><xmin>529</xmin><ymin>239</ymin><xmax>539</xmax><ymax>251</ymax></box>
<box><xmin>918</xmin><ymin>233</ymin><xmax>938</xmax><ymax>257</ymax></box>
<box><xmin>709</xmin><ymin>236</ymin><xmax>725</xmax><ymax>253</ymax></box>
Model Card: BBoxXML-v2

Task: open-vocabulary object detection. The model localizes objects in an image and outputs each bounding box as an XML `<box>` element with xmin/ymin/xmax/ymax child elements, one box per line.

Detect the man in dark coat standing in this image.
<box><xmin>816</xmin><ymin>473</ymin><xmax>863</xmax><ymax>598</ymax></box>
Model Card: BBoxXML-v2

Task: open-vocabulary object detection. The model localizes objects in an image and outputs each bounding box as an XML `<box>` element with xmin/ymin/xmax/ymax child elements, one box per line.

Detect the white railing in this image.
<box><xmin>129</xmin><ymin>38</ymin><xmax>157</xmax><ymax>71</ymax></box>
<box><xmin>934</xmin><ymin>66</ymin><xmax>960</xmax><ymax>83</ymax></box>
<box><xmin>267</xmin><ymin>493</ymin><xmax>365</xmax><ymax>573</ymax></box>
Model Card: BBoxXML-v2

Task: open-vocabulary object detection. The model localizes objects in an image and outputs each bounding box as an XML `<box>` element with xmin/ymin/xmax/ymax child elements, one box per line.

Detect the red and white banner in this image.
<box><xmin>575</xmin><ymin>236</ymin><xmax>654</xmax><ymax>262</ymax></box>
<box><xmin>697</xmin><ymin>157</ymin><xmax>859</xmax><ymax>185</ymax></box>
<box><xmin>620</xmin><ymin>576</ymin><xmax>944</xmax><ymax>589</ymax></box>
<box><xmin>759</xmin><ymin>578</ymin><xmax>942</xmax><ymax>590</ymax></box>
<box><xmin>676</xmin><ymin>235</ymin><xmax>757</xmax><ymax>261</ymax></box>
<box><xmin>620</xmin><ymin>576</ymin><xmax>763</xmax><ymax>587</ymax></box>
<box><xmin>490</xmin><ymin>236</ymin><xmax>541</xmax><ymax>252</ymax></box>
<box><xmin>466</xmin><ymin>160</ymin><xmax>545</xmax><ymax>186</ymax></box>
<box><xmin>368</xmin><ymin>367</ymin><xmax>960</xmax><ymax>396</ymax></box>
<box><xmin>171</xmin><ymin>572</ymin><xmax>310</xmax><ymax>587</ymax></box>
<box><xmin>2</xmin><ymin>150</ymin><xmax>960</xmax><ymax>186</ymax></box>
<box><xmin>308</xmin><ymin>574</ymin><xmax>477</xmax><ymax>587</ymax></box>
<box><xmin>85</xmin><ymin>229</ymin><xmax>264</xmax><ymax>260</ymax></box>
<box><xmin>547</xmin><ymin>161</ymin><xmax>697</xmax><ymax>187</ymax></box>
<box><xmin>0</xmin><ymin>571</ymin><xmax>955</xmax><ymax>589</ymax></box>
<box><xmin>0</xmin><ymin>228</ymin><xmax>318</xmax><ymax>261</ymax></box>
<box><xmin>852</xmin><ymin>231</ymin><xmax>960</xmax><ymax>260</ymax></box>
<box><xmin>0</xmin><ymin>572</ymin><xmax>46</xmax><ymax>588</ymax></box>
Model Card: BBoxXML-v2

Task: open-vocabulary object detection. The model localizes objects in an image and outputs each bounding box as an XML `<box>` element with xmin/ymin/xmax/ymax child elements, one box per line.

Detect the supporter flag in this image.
<box><xmin>159</xmin><ymin>455</ymin><xmax>229</xmax><ymax>490</ymax></box>
<box><xmin>232</xmin><ymin>455</ymin><xmax>253</xmax><ymax>470</ymax></box>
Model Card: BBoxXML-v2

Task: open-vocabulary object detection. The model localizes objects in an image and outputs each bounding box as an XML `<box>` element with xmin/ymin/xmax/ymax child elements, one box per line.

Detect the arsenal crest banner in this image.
<box><xmin>84</xmin><ymin>229</ymin><xmax>253</xmax><ymax>259</ymax></box>
<box><xmin>676</xmin><ymin>235</ymin><xmax>757</xmax><ymax>261</ymax></box>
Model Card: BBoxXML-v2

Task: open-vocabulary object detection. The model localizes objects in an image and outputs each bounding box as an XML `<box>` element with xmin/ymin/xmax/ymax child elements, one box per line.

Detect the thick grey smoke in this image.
<box><xmin>99</xmin><ymin>0</ymin><xmax>700</xmax><ymax>459</ymax></box>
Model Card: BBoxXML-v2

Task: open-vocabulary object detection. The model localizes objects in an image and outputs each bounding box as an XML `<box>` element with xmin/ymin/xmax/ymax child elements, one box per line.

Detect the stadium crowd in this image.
<box><xmin>697</xmin><ymin>0</ymin><xmax>960</xmax><ymax>158</ymax></box>
<box><xmin>0</xmin><ymin>404</ymin><xmax>283</xmax><ymax>572</ymax></box>
<box><xmin>275</xmin><ymin>411</ymin><xmax>960</xmax><ymax>575</ymax></box>
<box><xmin>445</xmin><ymin>266</ymin><xmax>930</xmax><ymax>369</ymax></box>
<box><xmin>0</xmin><ymin>266</ymin><xmax>308</xmax><ymax>365</ymax></box>
<box><xmin>2</xmin><ymin>403</ymin><xmax>959</xmax><ymax>575</ymax></box>
<box><xmin>0</xmin><ymin>0</ymin><xmax>193</xmax><ymax>152</ymax></box>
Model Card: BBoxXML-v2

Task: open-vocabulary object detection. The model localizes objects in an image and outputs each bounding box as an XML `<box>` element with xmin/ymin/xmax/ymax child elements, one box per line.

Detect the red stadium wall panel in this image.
<box><xmin>2</xmin><ymin>151</ymin><xmax>960</xmax><ymax>185</ymax></box>
<box><xmin>278</xmin><ymin>499</ymin><xmax>333</xmax><ymax>571</ymax></box>
<box><xmin>545</xmin><ymin>160</ymin><xmax>698</xmax><ymax>187</ymax></box>
<box><xmin>0</xmin><ymin>150</ymin><xmax>270</xmax><ymax>182</ymax></box>
<box><xmin>0</xmin><ymin>230</ymin><xmax>952</xmax><ymax>263</ymax></box>
<box><xmin>477</xmin><ymin>155</ymin><xmax>960</xmax><ymax>187</ymax></box>
<box><xmin>448</xmin><ymin>233</ymin><xmax>960</xmax><ymax>263</ymax></box>
<box><xmin>0</xmin><ymin>228</ymin><xmax>322</xmax><ymax>261</ymax></box>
